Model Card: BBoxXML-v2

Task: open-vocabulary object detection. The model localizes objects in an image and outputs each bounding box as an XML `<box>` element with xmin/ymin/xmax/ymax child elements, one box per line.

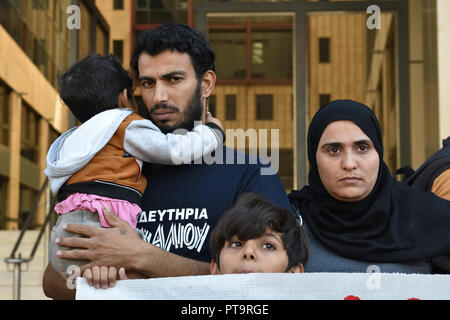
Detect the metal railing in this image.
<box><xmin>4</xmin><ymin>178</ymin><xmax>54</xmax><ymax>300</ymax></box>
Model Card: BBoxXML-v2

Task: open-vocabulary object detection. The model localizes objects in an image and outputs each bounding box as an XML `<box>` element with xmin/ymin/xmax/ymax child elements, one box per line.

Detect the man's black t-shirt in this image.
<box><xmin>136</xmin><ymin>147</ymin><xmax>291</xmax><ymax>262</ymax></box>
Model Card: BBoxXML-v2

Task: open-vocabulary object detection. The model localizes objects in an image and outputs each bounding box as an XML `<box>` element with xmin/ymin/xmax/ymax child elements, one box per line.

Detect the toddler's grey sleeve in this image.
<box><xmin>124</xmin><ymin>119</ymin><xmax>223</xmax><ymax>164</ymax></box>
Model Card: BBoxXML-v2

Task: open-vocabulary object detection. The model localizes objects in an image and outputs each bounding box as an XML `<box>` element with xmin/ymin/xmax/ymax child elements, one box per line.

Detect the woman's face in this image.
<box><xmin>315</xmin><ymin>120</ymin><xmax>380</xmax><ymax>202</ymax></box>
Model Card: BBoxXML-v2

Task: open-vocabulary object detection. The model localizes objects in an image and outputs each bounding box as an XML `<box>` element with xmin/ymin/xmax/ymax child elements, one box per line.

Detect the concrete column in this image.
<box><xmin>408</xmin><ymin>0</ymin><xmax>426</xmax><ymax>168</ymax></box>
<box><xmin>36</xmin><ymin>119</ymin><xmax>49</xmax><ymax>226</ymax></box>
<box><xmin>5</xmin><ymin>92</ymin><xmax>22</xmax><ymax>230</ymax></box>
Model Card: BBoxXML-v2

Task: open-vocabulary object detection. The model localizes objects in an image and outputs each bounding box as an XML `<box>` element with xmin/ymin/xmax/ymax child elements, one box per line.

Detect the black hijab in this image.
<box><xmin>289</xmin><ymin>99</ymin><xmax>450</xmax><ymax>262</ymax></box>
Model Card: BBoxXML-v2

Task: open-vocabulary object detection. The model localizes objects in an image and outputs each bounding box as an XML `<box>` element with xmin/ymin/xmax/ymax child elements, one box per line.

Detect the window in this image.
<box><xmin>251</xmin><ymin>29</ymin><xmax>293</xmax><ymax>79</ymax></box>
<box><xmin>21</xmin><ymin>103</ymin><xmax>40</xmax><ymax>163</ymax></box>
<box><xmin>136</xmin><ymin>0</ymin><xmax>148</xmax><ymax>9</ymax></box>
<box><xmin>278</xmin><ymin>149</ymin><xmax>293</xmax><ymax>191</ymax></box>
<box><xmin>32</xmin><ymin>0</ymin><xmax>48</xmax><ymax>10</ymax></box>
<box><xmin>113</xmin><ymin>40</ymin><xmax>124</xmax><ymax>63</ymax></box>
<box><xmin>19</xmin><ymin>184</ymin><xmax>39</xmax><ymax>230</ymax></box>
<box><xmin>77</xmin><ymin>2</ymin><xmax>91</xmax><ymax>59</ymax></box>
<box><xmin>209</xmin><ymin>30</ymin><xmax>247</xmax><ymax>80</ymax></box>
<box><xmin>114</xmin><ymin>0</ymin><xmax>124</xmax><ymax>10</ymax></box>
<box><xmin>134</xmin><ymin>0</ymin><xmax>187</xmax><ymax>24</ymax></box>
<box><xmin>0</xmin><ymin>0</ymin><xmax>70</xmax><ymax>88</ymax></box>
<box><xmin>0</xmin><ymin>83</ymin><xmax>10</xmax><ymax>146</ymax></box>
<box><xmin>96</xmin><ymin>25</ymin><xmax>107</xmax><ymax>55</ymax></box>
<box><xmin>225</xmin><ymin>95</ymin><xmax>237</xmax><ymax>121</ymax></box>
<box><xmin>256</xmin><ymin>94</ymin><xmax>273</xmax><ymax>120</ymax></box>
<box><xmin>48</xmin><ymin>126</ymin><xmax>60</xmax><ymax>147</ymax></box>
<box><xmin>252</xmin><ymin>41</ymin><xmax>264</xmax><ymax>64</ymax></box>
<box><xmin>33</xmin><ymin>39</ymin><xmax>47</xmax><ymax>74</ymax></box>
<box><xmin>319</xmin><ymin>94</ymin><xmax>331</xmax><ymax>107</ymax></box>
<box><xmin>208</xmin><ymin>95</ymin><xmax>216</xmax><ymax>117</ymax></box>
<box><xmin>319</xmin><ymin>37</ymin><xmax>330</xmax><ymax>63</ymax></box>
<box><xmin>208</xmin><ymin>15</ymin><xmax>293</xmax><ymax>81</ymax></box>
<box><xmin>76</xmin><ymin>2</ymin><xmax>109</xmax><ymax>58</ymax></box>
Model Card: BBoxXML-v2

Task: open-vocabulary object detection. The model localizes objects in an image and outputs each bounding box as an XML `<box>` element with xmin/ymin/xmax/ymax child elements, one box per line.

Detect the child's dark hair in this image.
<box><xmin>210</xmin><ymin>193</ymin><xmax>309</xmax><ymax>272</ymax></box>
<box><xmin>130</xmin><ymin>22</ymin><xmax>215</xmax><ymax>80</ymax></box>
<box><xmin>58</xmin><ymin>53</ymin><xmax>133</xmax><ymax>123</ymax></box>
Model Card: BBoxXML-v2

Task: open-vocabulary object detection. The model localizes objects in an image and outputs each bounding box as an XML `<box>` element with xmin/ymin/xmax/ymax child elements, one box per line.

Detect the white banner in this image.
<box><xmin>76</xmin><ymin>272</ymin><xmax>450</xmax><ymax>300</ymax></box>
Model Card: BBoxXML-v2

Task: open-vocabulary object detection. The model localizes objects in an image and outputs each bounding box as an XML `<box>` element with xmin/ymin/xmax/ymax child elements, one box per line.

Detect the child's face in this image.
<box><xmin>211</xmin><ymin>228</ymin><xmax>302</xmax><ymax>274</ymax></box>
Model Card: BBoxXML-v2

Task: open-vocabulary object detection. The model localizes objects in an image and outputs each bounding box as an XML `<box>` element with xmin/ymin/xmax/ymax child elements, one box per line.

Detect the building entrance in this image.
<box><xmin>195</xmin><ymin>1</ymin><xmax>409</xmax><ymax>189</ymax></box>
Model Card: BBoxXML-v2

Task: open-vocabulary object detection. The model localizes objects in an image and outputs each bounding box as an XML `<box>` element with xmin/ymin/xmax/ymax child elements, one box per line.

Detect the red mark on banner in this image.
<box><xmin>344</xmin><ymin>295</ymin><xmax>361</xmax><ymax>300</ymax></box>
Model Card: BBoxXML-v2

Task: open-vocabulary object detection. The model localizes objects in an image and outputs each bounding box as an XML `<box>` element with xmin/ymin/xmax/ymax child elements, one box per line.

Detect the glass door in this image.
<box><xmin>206</xmin><ymin>13</ymin><xmax>295</xmax><ymax>191</ymax></box>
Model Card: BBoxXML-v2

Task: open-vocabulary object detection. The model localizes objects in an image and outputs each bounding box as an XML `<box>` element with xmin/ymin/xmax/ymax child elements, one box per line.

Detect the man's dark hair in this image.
<box><xmin>130</xmin><ymin>22</ymin><xmax>215</xmax><ymax>80</ymax></box>
<box><xmin>209</xmin><ymin>193</ymin><xmax>309</xmax><ymax>272</ymax></box>
<box><xmin>58</xmin><ymin>53</ymin><xmax>133</xmax><ymax>123</ymax></box>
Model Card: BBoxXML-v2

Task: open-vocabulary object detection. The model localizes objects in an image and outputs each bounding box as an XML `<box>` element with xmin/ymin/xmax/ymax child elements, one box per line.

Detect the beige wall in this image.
<box><xmin>0</xmin><ymin>25</ymin><xmax>69</xmax><ymax>229</ymax></box>
<box><xmin>95</xmin><ymin>0</ymin><xmax>132</xmax><ymax>67</ymax></box>
<box><xmin>0</xmin><ymin>26</ymin><xmax>68</xmax><ymax>133</ymax></box>
<box><xmin>212</xmin><ymin>84</ymin><xmax>294</xmax><ymax>190</ymax></box>
<box><xmin>212</xmin><ymin>85</ymin><xmax>294</xmax><ymax>154</ymax></box>
<box><xmin>213</xmin><ymin>85</ymin><xmax>293</xmax><ymax>151</ymax></box>
<box><xmin>308</xmin><ymin>13</ymin><xmax>367</xmax><ymax>121</ymax></box>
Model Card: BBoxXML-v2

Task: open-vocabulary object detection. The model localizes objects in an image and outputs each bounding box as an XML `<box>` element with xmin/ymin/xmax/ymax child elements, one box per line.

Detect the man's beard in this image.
<box><xmin>148</xmin><ymin>82</ymin><xmax>203</xmax><ymax>134</ymax></box>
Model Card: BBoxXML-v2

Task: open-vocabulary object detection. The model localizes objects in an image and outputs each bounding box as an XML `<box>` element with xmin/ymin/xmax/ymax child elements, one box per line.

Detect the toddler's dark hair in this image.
<box><xmin>59</xmin><ymin>53</ymin><xmax>133</xmax><ymax>123</ymax></box>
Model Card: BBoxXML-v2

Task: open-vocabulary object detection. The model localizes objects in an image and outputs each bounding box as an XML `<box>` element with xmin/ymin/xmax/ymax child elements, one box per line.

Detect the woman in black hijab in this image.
<box><xmin>289</xmin><ymin>99</ymin><xmax>450</xmax><ymax>273</ymax></box>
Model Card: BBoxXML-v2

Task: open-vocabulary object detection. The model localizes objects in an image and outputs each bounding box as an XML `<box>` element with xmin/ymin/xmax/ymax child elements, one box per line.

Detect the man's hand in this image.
<box><xmin>55</xmin><ymin>206</ymin><xmax>144</xmax><ymax>273</ymax></box>
<box><xmin>206</xmin><ymin>112</ymin><xmax>223</xmax><ymax>131</ymax></box>
<box><xmin>54</xmin><ymin>206</ymin><xmax>210</xmax><ymax>279</ymax></box>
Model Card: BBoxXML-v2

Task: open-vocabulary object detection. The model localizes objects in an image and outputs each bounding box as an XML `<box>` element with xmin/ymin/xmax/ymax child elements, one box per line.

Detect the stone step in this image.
<box><xmin>1</xmin><ymin>247</ymin><xmax>47</xmax><ymax>267</ymax></box>
<box><xmin>0</xmin><ymin>230</ymin><xmax>47</xmax><ymax>243</ymax></box>
<box><xmin>0</xmin><ymin>269</ymin><xmax>45</xmax><ymax>286</ymax></box>
<box><xmin>0</xmin><ymin>285</ymin><xmax>50</xmax><ymax>300</ymax></box>
<box><xmin>0</xmin><ymin>230</ymin><xmax>50</xmax><ymax>300</ymax></box>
